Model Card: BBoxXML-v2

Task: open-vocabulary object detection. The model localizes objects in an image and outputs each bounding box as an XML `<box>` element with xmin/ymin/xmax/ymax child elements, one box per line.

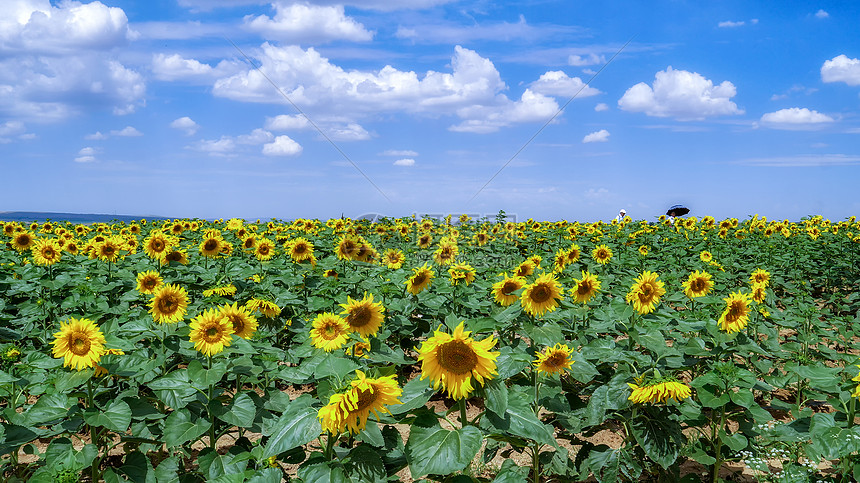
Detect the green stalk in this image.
<box><xmin>459</xmin><ymin>398</ymin><xmax>468</xmax><ymax>428</ymax></box>
<box><xmin>711</xmin><ymin>404</ymin><xmax>727</xmax><ymax>483</ymax></box>
<box><xmin>87</xmin><ymin>377</ymin><xmax>101</xmax><ymax>482</ymax></box>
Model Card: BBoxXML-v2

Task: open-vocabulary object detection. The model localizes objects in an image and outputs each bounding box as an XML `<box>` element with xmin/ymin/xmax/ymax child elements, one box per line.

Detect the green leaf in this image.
<box><xmin>523</xmin><ymin>322</ymin><xmax>563</xmax><ymax>347</ymax></box>
<box><xmin>729</xmin><ymin>389</ymin><xmax>755</xmax><ymax>409</ymax></box>
<box><xmin>147</xmin><ymin>370</ymin><xmax>196</xmax><ymax>409</ymax></box>
<box><xmin>24</xmin><ymin>393</ymin><xmax>74</xmax><ymax>425</ymax></box>
<box><xmin>345</xmin><ymin>445</ymin><xmax>386</xmax><ymax>483</ymax></box>
<box><xmin>484</xmin><ymin>390</ymin><xmax>557</xmax><ymax>448</ymax></box>
<box><xmin>246</xmin><ymin>467</ymin><xmax>283</xmax><ymax>483</ymax></box>
<box><xmin>406</xmin><ymin>424</ymin><xmax>483</xmax><ymax>479</ymax></box>
<box><xmin>485</xmin><ymin>379</ymin><xmax>508</xmax><ymax>416</ymax></box>
<box><xmin>313</xmin><ymin>353</ymin><xmax>360</xmax><ymax>381</ymax></box>
<box><xmin>187</xmin><ymin>360</ymin><xmax>228</xmax><ymax>389</ymax></box>
<box><xmin>356</xmin><ymin>422</ymin><xmax>384</xmax><ymax>447</ymax></box>
<box><xmin>215</xmin><ymin>392</ymin><xmax>257</xmax><ymax>428</ymax></box>
<box><xmin>0</xmin><ymin>423</ymin><xmax>39</xmax><ymax>454</ymax></box>
<box><xmin>494</xmin><ymin>345</ymin><xmax>532</xmax><ymax>380</ymax></box>
<box><xmin>492</xmin><ymin>458</ymin><xmax>529</xmax><ymax>482</ymax></box>
<box><xmin>83</xmin><ymin>399</ymin><xmax>131</xmax><ymax>433</ymax></box>
<box><xmin>117</xmin><ymin>451</ymin><xmax>156</xmax><ymax>483</ymax></box>
<box><xmin>298</xmin><ymin>461</ymin><xmax>352</xmax><ymax>483</ymax></box>
<box><xmin>162</xmin><ymin>409</ymin><xmax>209</xmax><ymax>448</ymax></box>
<box><xmin>630</xmin><ymin>407</ymin><xmax>684</xmax><ymax>469</ymax></box>
<box><xmin>262</xmin><ymin>394</ymin><xmax>321</xmax><ymax>458</ymax></box>
<box><xmin>719</xmin><ymin>430</ymin><xmax>748</xmax><ymax>452</ymax></box>
<box><xmin>389</xmin><ymin>377</ymin><xmax>435</xmax><ymax>415</ymax></box>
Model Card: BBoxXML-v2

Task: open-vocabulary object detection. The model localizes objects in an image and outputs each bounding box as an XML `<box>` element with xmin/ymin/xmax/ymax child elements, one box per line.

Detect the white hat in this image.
<box><xmin>620</xmin><ymin>209</ymin><xmax>626</xmax><ymax>214</ymax></box>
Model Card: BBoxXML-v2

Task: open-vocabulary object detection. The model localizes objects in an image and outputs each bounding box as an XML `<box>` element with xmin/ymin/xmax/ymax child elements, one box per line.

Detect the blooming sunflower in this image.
<box><xmin>638</xmin><ymin>245</ymin><xmax>649</xmax><ymax>257</ymax></box>
<box><xmin>149</xmin><ymin>283</ymin><xmax>190</xmax><ymax>324</ymax></box>
<box><xmin>136</xmin><ymin>270</ymin><xmax>163</xmax><ymax>295</ymax></box>
<box><xmin>514</xmin><ymin>260</ymin><xmax>535</xmax><ymax>278</ymax></box>
<box><xmin>719</xmin><ymin>291</ymin><xmax>752</xmax><ymax>333</ymax></box>
<box><xmin>699</xmin><ymin>250</ymin><xmax>713</xmax><ymax>263</ymax></box>
<box><xmin>287</xmin><ymin>237</ymin><xmax>314</xmax><ymax>262</ymax></box>
<box><xmin>11</xmin><ymin>232</ymin><xmax>35</xmax><ymax>252</ymax></box>
<box><xmin>520</xmin><ymin>273</ymin><xmax>564</xmax><ymax>317</ymax></box>
<box><xmin>625</xmin><ymin>271</ymin><xmax>666</xmax><ymax>315</ymax></box>
<box><xmin>381</xmin><ymin>249</ymin><xmax>405</xmax><ymax>269</ymax></box>
<box><xmin>254</xmin><ymin>238</ymin><xmax>276</xmax><ymax>261</ymax></box>
<box><xmin>552</xmin><ymin>248</ymin><xmax>569</xmax><ymax>272</ymax></box>
<box><xmin>245</xmin><ymin>298</ymin><xmax>281</xmax><ymax>318</ymax></box>
<box><xmin>51</xmin><ymin>317</ymin><xmax>106</xmax><ymax>371</ymax></box>
<box><xmin>417</xmin><ymin>322</ymin><xmax>499</xmax><ymax>400</ymax></box>
<box><xmin>591</xmin><ymin>244</ymin><xmax>613</xmax><ymax>265</ymax></box>
<box><xmin>336</xmin><ymin>235</ymin><xmax>361</xmax><ymax>260</ymax></box>
<box><xmin>405</xmin><ymin>263</ymin><xmax>434</xmax><ymax>295</ymax></box>
<box><xmin>448</xmin><ymin>263</ymin><xmax>476</xmax><ymax>286</ymax></box>
<box><xmin>163</xmin><ymin>249</ymin><xmax>189</xmax><ymax>265</ymax></box>
<box><xmin>202</xmin><ymin>284</ymin><xmax>237</xmax><ymax>297</ymax></box>
<box><xmin>318</xmin><ymin>371</ymin><xmax>403</xmax><ymax>435</ymax></box>
<box><xmin>751</xmin><ymin>283</ymin><xmax>767</xmax><ymax>304</ymax></box>
<box><xmin>189</xmin><ymin>308</ymin><xmax>235</xmax><ymax>356</ymax></box>
<box><xmin>143</xmin><ymin>232</ymin><xmax>172</xmax><ymax>261</ymax></box>
<box><xmin>219</xmin><ymin>302</ymin><xmax>258</xmax><ymax>339</ymax></box>
<box><xmin>433</xmin><ymin>242</ymin><xmax>458</xmax><ymax>266</ymax></box>
<box><xmin>571</xmin><ymin>270</ymin><xmax>601</xmax><ymax>304</ymax></box>
<box><xmin>417</xmin><ymin>233</ymin><xmax>433</xmax><ymax>249</ymax></box>
<box><xmin>533</xmin><ymin>343</ymin><xmax>574</xmax><ymax>376</ymax></box>
<box><xmin>340</xmin><ymin>293</ymin><xmax>385</xmax><ymax>338</ymax></box>
<box><xmin>31</xmin><ymin>238</ymin><xmax>62</xmax><ymax>266</ymax></box>
<box><xmin>749</xmin><ymin>269</ymin><xmax>771</xmax><ymax>287</ymax></box>
<box><xmin>492</xmin><ymin>273</ymin><xmax>525</xmax><ymax>306</ymax></box>
<box><xmin>199</xmin><ymin>235</ymin><xmax>224</xmax><ymax>258</ymax></box>
<box><xmin>682</xmin><ymin>270</ymin><xmax>713</xmax><ymax>299</ymax></box>
<box><xmin>310</xmin><ymin>312</ymin><xmax>350</xmax><ymax>352</ymax></box>
<box><xmin>566</xmin><ymin>244</ymin><xmax>581</xmax><ymax>264</ymax></box>
<box><xmin>628</xmin><ymin>379</ymin><xmax>691</xmax><ymax>404</ymax></box>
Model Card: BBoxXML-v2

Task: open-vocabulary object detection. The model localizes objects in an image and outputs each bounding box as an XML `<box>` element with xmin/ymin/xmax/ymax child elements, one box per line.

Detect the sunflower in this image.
<box><xmin>51</xmin><ymin>317</ymin><xmax>106</xmax><ymax>371</ymax></box>
<box><xmin>405</xmin><ymin>264</ymin><xmax>434</xmax><ymax>295</ymax></box>
<box><xmin>241</xmin><ymin>235</ymin><xmax>257</xmax><ymax>251</ymax></box>
<box><xmin>310</xmin><ymin>313</ymin><xmax>350</xmax><ymax>352</ymax></box>
<box><xmin>64</xmin><ymin>240</ymin><xmax>80</xmax><ymax>255</ymax></box>
<box><xmin>520</xmin><ymin>273</ymin><xmax>564</xmax><ymax>317</ymax></box>
<box><xmin>245</xmin><ymin>298</ymin><xmax>281</xmax><ymax>318</ymax></box>
<box><xmin>287</xmin><ymin>237</ymin><xmax>314</xmax><ymax>262</ymax></box>
<box><xmin>31</xmin><ymin>238</ymin><xmax>62</xmax><ymax>266</ymax></box>
<box><xmin>340</xmin><ymin>293</ymin><xmax>385</xmax><ymax>338</ymax></box>
<box><xmin>682</xmin><ymin>270</ymin><xmax>713</xmax><ymax>299</ymax></box>
<box><xmin>143</xmin><ymin>232</ymin><xmax>172</xmax><ymax>261</ymax></box>
<box><xmin>199</xmin><ymin>235</ymin><xmax>224</xmax><ymax>258</ymax></box>
<box><xmin>336</xmin><ymin>235</ymin><xmax>361</xmax><ymax>260</ymax></box>
<box><xmin>699</xmin><ymin>250</ymin><xmax>713</xmax><ymax>263</ymax></box>
<box><xmin>433</xmin><ymin>242</ymin><xmax>458</xmax><ymax>266</ymax></box>
<box><xmin>628</xmin><ymin>379</ymin><xmax>691</xmax><ymax>404</ymax></box>
<box><xmin>591</xmin><ymin>244</ymin><xmax>613</xmax><ymax>265</ymax></box>
<box><xmin>514</xmin><ymin>259</ymin><xmax>535</xmax><ymax>278</ymax></box>
<box><xmin>417</xmin><ymin>233</ymin><xmax>433</xmax><ymax>249</ymax></box>
<box><xmin>324</xmin><ymin>269</ymin><xmax>338</xmax><ymax>279</ymax></box>
<box><xmin>570</xmin><ymin>270</ymin><xmax>601</xmax><ymax>304</ymax></box>
<box><xmin>552</xmin><ymin>248</ymin><xmax>569</xmax><ymax>272</ymax></box>
<box><xmin>719</xmin><ymin>291</ymin><xmax>752</xmax><ymax>333</ymax></box>
<box><xmin>318</xmin><ymin>371</ymin><xmax>403</xmax><ymax>435</ymax></box>
<box><xmin>136</xmin><ymin>270</ymin><xmax>163</xmax><ymax>295</ymax></box>
<box><xmin>189</xmin><ymin>308</ymin><xmax>235</xmax><ymax>357</ymax></box>
<box><xmin>94</xmin><ymin>237</ymin><xmax>124</xmax><ymax>263</ymax></box>
<box><xmin>566</xmin><ymin>244</ymin><xmax>581</xmax><ymax>264</ymax></box>
<box><xmin>417</xmin><ymin>322</ymin><xmax>499</xmax><ymax>400</ymax></box>
<box><xmin>638</xmin><ymin>245</ymin><xmax>649</xmax><ymax>256</ymax></box>
<box><xmin>149</xmin><ymin>283</ymin><xmax>190</xmax><ymax>324</ymax></box>
<box><xmin>163</xmin><ymin>249</ymin><xmax>189</xmax><ymax>265</ymax></box>
<box><xmin>11</xmin><ymin>232</ymin><xmax>35</xmax><ymax>252</ymax></box>
<box><xmin>625</xmin><ymin>271</ymin><xmax>666</xmax><ymax>315</ymax></box>
<box><xmin>533</xmin><ymin>343</ymin><xmax>574</xmax><ymax>376</ymax></box>
<box><xmin>254</xmin><ymin>238</ymin><xmax>276</xmax><ymax>261</ymax></box>
<box><xmin>749</xmin><ymin>269</ymin><xmax>771</xmax><ymax>287</ymax></box>
<box><xmin>353</xmin><ymin>241</ymin><xmax>377</xmax><ymax>263</ymax></box>
<box><xmin>381</xmin><ymin>249</ymin><xmax>405</xmax><ymax>269</ymax></box>
<box><xmin>473</xmin><ymin>232</ymin><xmax>491</xmax><ymax>246</ymax></box>
<box><xmin>751</xmin><ymin>283</ymin><xmax>767</xmax><ymax>304</ymax></box>
<box><xmin>202</xmin><ymin>284</ymin><xmax>237</xmax><ymax>297</ymax></box>
<box><xmin>448</xmin><ymin>263</ymin><xmax>476</xmax><ymax>286</ymax></box>
<box><xmin>492</xmin><ymin>273</ymin><xmax>525</xmax><ymax>306</ymax></box>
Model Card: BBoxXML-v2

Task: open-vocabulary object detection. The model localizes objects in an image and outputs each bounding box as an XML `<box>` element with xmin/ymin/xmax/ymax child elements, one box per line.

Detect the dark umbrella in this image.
<box><xmin>666</xmin><ymin>204</ymin><xmax>690</xmax><ymax>216</ymax></box>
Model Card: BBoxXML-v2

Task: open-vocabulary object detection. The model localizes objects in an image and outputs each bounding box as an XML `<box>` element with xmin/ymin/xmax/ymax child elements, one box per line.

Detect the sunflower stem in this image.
<box><xmin>86</xmin><ymin>377</ymin><xmax>101</xmax><ymax>482</ymax></box>
<box><xmin>458</xmin><ymin>398</ymin><xmax>468</xmax><ymax>428</ymax></box>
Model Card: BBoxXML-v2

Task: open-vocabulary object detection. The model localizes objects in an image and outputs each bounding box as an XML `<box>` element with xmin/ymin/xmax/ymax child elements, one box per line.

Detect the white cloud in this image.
<box><xmin>584</xmin><ymin>188</ymin><xmax>609</xmax><ymax>199</ymax></box>
<box><xmin>237</xmin><ymin>128</ymin><xmax>274</xmax><ymax>144</ymax></box>
<box><xmin>74</xmin><ymin>146</ymin><xmax>98</xmax><ymax>163</ymax></box>
<box><xmin>821</xmin><ymin>55</ymin><xmax>860</xmax><ymax>86</ymax></box>
<box><xmin>529</xmin><ymin>71</ymin><xmax>601</xmax><ymax>98</ymax></box>
<box><xmin>718</xmin><ymin>20</ymin><xmax>745</xmax><ymax>28</ymax></box>
<box><xmin>0</xmin><ymin>121</ymin><xmax>26</xmax><ymax>137</ymax></box>
<box><xmin>262</xmin><ymin>135</ymin><xmax>302</xmax><ymax>156</ymax></box>
<box><xmin>582</xmin><ymin>129</ymin><xmax>610</xmax><ymax>143</ymax></box>
<box><xmin>265</xmin><ymin>114</ymin><xmax>310</xmax><ymax>131</ymax></box>
<box><xmin>393</xmin><ymin>15</ymin><xmax>579</xmax><ymax>44</ymax></box>
<box><xmin>618</xmin><ymin>66</ymin><xmax>743</xmax><ymax>120</ymax></box>
<box><xmin>243</xmin><ymin>2</ymin><xmax>374</xmax><ymax>43</ymax></box>
<box><xmin>815</xmin><ymin>9</ymin><xmax>829</xmax><ymax>19</ymax></box>
<box><xmin>151</xmin><ymin>53</ymin><xmax>240</xmax><ymax>82</ymax></box>
<box><xmin>170</xmin><ymin>116</ymin><xmax>199</xmax><ymax>136</ymax></box>
<box><xmin>393</xmin><ymin>158</ymin><xmax>415</xmax><ymax>166</ymax></box>
<box><xmin>111</xmin><ymin>126</ymin><xmax>142</xmax><ymax>137</ymax></box>
<box><xmin>568</xmin><ymin>53</ymin><xmax>605</xmax><ymax>66</ymax></box>
<box><xmin>178</xmin><ymin>0</ymin><xmax>456</xmax><ymax>12</ymax></box>
<box><xmin>739</xmin><ymin>154</ymin><xmax>860</xmax><ymax>167</ymax></box>
<box><xmin>383</xmin><ymin>149</ymin><xmax>418</xmax><ymax>156</ymax></box>
<box><xmin>195</xmin><ymin>136</ymin><xmax>236</xmax><ymax>156</ymax></box>
<box><xmin>450</xmin><ymin>89</ymin><xmax>559</xmax><ymax>133</ymax></box>
<box><xmin>85</xmin><ymin>131</ymin><xmax>108</xmax><ymax>140</ymax></box>
<box><xmin>760</xmin><ymin>107</ymin><xmax>835</xmax><ymax>129</ymax></box>
<box><xmin>594</xmin><ymin>103</ymin><xmax>609</xmax><ymax>112</ymax></box>
<box><xmin>327</xmin><ymin>123</ymin><xmax>371</xmax><ymax>141</ymax></box>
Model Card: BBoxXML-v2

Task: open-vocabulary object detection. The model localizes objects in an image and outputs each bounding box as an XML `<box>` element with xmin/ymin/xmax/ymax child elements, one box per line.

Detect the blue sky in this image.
<box><xmin>1</xmin><ymin>0</ymin><xmax>859</xmax><ymax>222</ymax></box>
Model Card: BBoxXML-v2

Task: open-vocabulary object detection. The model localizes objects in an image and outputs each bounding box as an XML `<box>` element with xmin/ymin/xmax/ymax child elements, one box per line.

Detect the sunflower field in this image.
<box><xmin>1</xmin><ymin>213</ymin><xmax>860</xmax><ymax>482</ymax></box>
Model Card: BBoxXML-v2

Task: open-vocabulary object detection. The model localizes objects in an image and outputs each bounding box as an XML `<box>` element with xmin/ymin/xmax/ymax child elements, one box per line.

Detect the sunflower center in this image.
<box><xmin>203</xmin><ymin>325</ymin><xmax>222</xmax><ymax>342</ymax></box>
<box><xmin>158</xmin><ymin>295</ymin><xmax>178</xmax><ymax>314</ymax></box>
<box><xmin>545</xmin><ymin>352</ymin><xmax>567</xmax><ymax>368</ymax></box>
<box><xmin>348</xmin><ymin>306</ymin><xmax>372</xmax><ymax>328</ymax></box>
<box><xmin>204</xmin><ymin>240</ymin><xmax>218</xmax><ymax>251</ymax></box>
<box><xmin>412</xmin><ymin>273</ymin><xmax>427</xmax><ymax>285</ymax></box>
<box><xmin>322</xmin><ymin>323</ymin><xmax>341</xmax><ymax>340</ymax></box>
<box><xmin>152</xmin><ymin>240</ymin><xmax>165</xmax><ymax>251</ymax></box>
<box><xmin>259</xmin><ymin>246</ymin><xmax>270</xmax><ymax>255</ymax></box>
<box><xmin>294</xmin><ymin>244</ymin><xmax>307</xmax><ymax>254</ymax></box>
<box><xmin>143</xmin><ymin>278</ymin><xmax>157</xmax><ymax>289</ymax></box>
<box><xmin>437</xmin><ymin>340</ymin><xmax>477</xmax><ymax>375</ymax></box>
<box><xmin>228</xmin><ymin>315</ymin><xmax>245</xmax><ymax>334</ymax></box>
<box><xmin>501</xmin><ymin>281</ymin><xmax>519</xmax><ymax>295</ymax></box>
<box><xmin>690</xmin><ymin>279</ymin><xmax>706</xmax><ymax>292</ymax></box>
<box><xmin>70</xmin><ymin>334</ymin><xmax>91</xmax><ymax>356</ymax></box>
<box><xmin>726</xmin><ymin>301</ymin><xmax>746</xmax><ymax>322</ymax></box>
<box><xmin>353</xmin><ymin>388</ymin><xmax>378</xmax><ymax>413</ymax></box>
<box><xmin>530</xmin><ymin>284</ymin><xmax>551</xmax><ymax>303</ymax></box>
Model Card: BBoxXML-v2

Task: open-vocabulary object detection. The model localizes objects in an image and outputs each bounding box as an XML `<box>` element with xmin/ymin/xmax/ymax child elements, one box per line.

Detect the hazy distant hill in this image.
<box><xmin>0</xmin><ymin>211</ymin><xmax>169</xmax><ymax>224</ymax></box>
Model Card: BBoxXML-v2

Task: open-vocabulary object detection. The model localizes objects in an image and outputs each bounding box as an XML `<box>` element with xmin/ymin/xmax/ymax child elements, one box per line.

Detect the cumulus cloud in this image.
<box><xmin>262</xmin><ymin>135</ymin><xmax>303</xmax><ymax>156</ymax></box>
<box><xmin>194</xmin><ymin>137</ymin><xmax>236</xmax><ymax>156</ymax></box>
<box><xmin>583</xmin><ymin>129</ymin><xmax>610</xmax><ymax>143</ymax></box>
<box><xmin>85</xmin><ymin>131</ymin><xmax>108</xmax><ymax>140</ymax></box>
<box><xmin>815</xmin><ymin>9</ymin><xmax>829</xmax><ymax>19</ymax></box>
<box><xmin>821</xmin><ymin>55</ymin><xmax>860</xmax><ymax>86</ymax></box>
<box><xmin>0</xmin><ymin>121</ymin><xmax>26</xmax><ymax>142</ymax></box>
<box><xmin>265</xmin><ymin>114</ymin><xmax>310</xmax><ymax>131</ymax></box>
<box><xmin>393</xmin><ymin>158</ymin><xmax>415</xmax><ymax>166</ymax></box>
<box><xmin>237</xmin><ymin>128</ymin><xmax>274</xmax><ymax>144</ymax></box>
<box><xmin>327</xmin><ymin>123</ymin><xmax>371</xmax><ymax>141</ymax></box>
<box><xmin>760</xmin><ymin>107</ymin><xmax>835</xmax><ymax>129</ymax></box>
<box><xmin>568</xmin><ymin>53</ymin><xmax>605</xmax><ymax>66</ymax></box>
<box><xmin>180</xmin><ymin>0</ymin><xmax>455</xmax><ymax>11</ymax></box>
<box><xmin>74</xmin><ymin>146</ymin><xmax>97</xmax><ymax>163</ymax></box>
<box><xmin>151</xmin><ymin>53</ymin><xmax>240</xmax><ymax>82</ymax></box>
<box><xmin>449</xmin><ymin>89</ymin><xmax>559</xmax><ymax>133</ymax></box>
<box><xmin>718</xmin><ymin>20</ymin><xmax>745</xmax><ymax>28</ymax></box>
<box><xmin>243</xmin><ymin>2</ymin><xmax>373</xmax><ymax>43</ymax></box>
<box><xmin>170</xmin><ymin>117</ymin><xmax>199</xmax><ymax>136</ymax></box>
<box><xmin>394</xmin><ymin>15</ymin><xmax>579</xmax><ymax>44</ymax></box>
<box><xmin>529</xmin><ymin>71</ymin><xmax>601</xmax><ymax>98</ymax></box>
<box><xmin>111</xmin><ymin>126</ymin><xmax>143</xmax><ymax>137</ymax></box>
<box><xmin>617</xmin><ymin>67</ymin><xmax>743</xmax><ymax>120</ymax></box>
<box><xmin>594</xmin><ymin>103</ymin><xmax>609</xmax><ymax>112</ymax></box>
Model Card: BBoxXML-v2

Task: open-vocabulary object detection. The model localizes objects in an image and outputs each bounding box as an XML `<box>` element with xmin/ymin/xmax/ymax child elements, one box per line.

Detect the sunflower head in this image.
<box><xmin>310</xmin><ymin>313</ymin><xmax>350</xmax><ymax>352</ymax></box>
<box><xmin>149</xmin><ymin>283</ymin><xmax>190</xmax><ymax>324</ymax></box>
<box><xmin>52</xmin><ymin>317</ymin><xmax>106</xmax><ymax>371</ymax></box>
<box><xmin>340</xmin><ymin>293</ymin><xmax>385</xmax><ymax>338</ymax></box>
<box><xmin>405</xmin><ymin>264</ymin><xmax>434</xmax><ymax>295</ymax></box>
<box><xmin>492</xmin><ymin>273</ymin><xmax>525</xmax><ymax>306</ymax></box>
<box><xmin>520</xmin><ymin>273</ymin><xmax>564</xmax><ymax>317</ymax></box>
<box><xmin>189</xmin><ymin>308</ymin><xmax>235</xmax><ymax>356</ymax></box>
<box><xmin>682</xmin><ymin>270</ymin><xmax>713</xmax><ymax>299</ymax></box>
<box><xmin>219</xmin><ymin>302</ymin><xmax>258</xmax><ymax>339</ymax></box>
<box><xmin>625</xmin><ymin>271</ymin><xmax>666</xmax><ymax>315</ymax></box>
<box><xmin>719</xmin><ymin>292</ymin><xmax>752</xmax><ymax>333</ymax></box>
<box><xmin>417</xmin><ymin>322</ymin><xmax>499</xmax><ymax>400</ymax></box>
<box><xmin>533</xmin><ymin>343</ymin><xmax>574</xmax><ymax>376</ymax></box>
<box><xmin>32</xmin><ymin>238</ymin><xmax>62</xmax><ymax>266</ymax></box>
<box><xmin>628</xmin><ymin>378</ymin><xmax>691</xmax><ymax>404</ymax></box>
<box><xmin>136</xmin><ymin>270</ymin><xmax>163</xmax><ymax>295</ymax></box>
<box><xmin>571</xmin><ymin>271</ymin><xmax>601</xmax><ymax>304</ymax></box>
<box><xmin>591</xmin><ymin>244</ymin><xmax>613</xmax><ymax>265</ymax></box>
